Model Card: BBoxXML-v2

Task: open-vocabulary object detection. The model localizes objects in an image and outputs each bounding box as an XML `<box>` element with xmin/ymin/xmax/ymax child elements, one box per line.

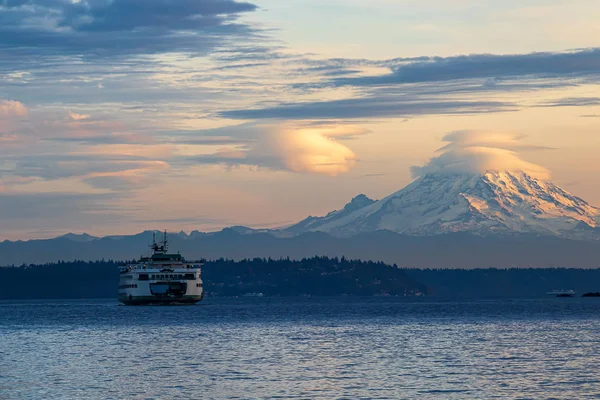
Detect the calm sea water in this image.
<box><xmin>1</xmin><ymin>297</ymin><xmax>600</xmax><ymax>399</ymax></box>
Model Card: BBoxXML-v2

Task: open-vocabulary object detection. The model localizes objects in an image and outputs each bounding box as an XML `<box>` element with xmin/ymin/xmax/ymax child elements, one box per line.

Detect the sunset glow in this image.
<box><xmin>1</xmin><ymin>0</ymin><xmax>600</xmax><ymax>240</ymax></box>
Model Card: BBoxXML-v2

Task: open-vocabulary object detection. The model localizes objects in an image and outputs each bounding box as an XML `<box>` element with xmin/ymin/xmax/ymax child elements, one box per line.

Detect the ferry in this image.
<box><xmin>547</xmin><ymin>289</ymin><xmax>576</xmax><ymax>297</ymax></box>
<box><xmin>118</xmin><ymin>231</ymin><xmax>204</xmax><ymax>305</ymax></box>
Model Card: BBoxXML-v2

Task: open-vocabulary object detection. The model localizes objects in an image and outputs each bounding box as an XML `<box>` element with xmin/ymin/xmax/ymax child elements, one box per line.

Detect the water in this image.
<box><xmin>1</xmin><ymin>298</ymin><xmax>600</xmax><ymax>399</ymax></box>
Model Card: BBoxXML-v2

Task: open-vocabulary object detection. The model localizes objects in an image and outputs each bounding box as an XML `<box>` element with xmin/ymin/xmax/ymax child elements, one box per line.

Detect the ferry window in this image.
<box><xmin>184</xmin><ymin>273</ymin><xmax>195</xmax><ymax>280</ymax></box>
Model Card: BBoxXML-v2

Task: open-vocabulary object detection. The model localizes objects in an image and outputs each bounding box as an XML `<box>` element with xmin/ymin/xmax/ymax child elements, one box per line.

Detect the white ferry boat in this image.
<box><xmin>118</xmin><ymin>232</ymin><xmax>204</xmax><ymax>305</ymax></box>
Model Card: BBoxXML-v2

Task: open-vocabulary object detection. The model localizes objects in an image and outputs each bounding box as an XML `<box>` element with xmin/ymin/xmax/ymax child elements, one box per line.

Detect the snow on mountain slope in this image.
<box><xmin>285</xmin><ymin>170</ymin><xmax>600</xmax><ymax>239</ymax></box>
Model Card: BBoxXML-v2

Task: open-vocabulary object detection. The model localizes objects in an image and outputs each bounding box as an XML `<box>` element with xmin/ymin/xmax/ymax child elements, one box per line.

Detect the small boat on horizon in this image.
<box><xmin>547</xmin><ymin>289</ymin><xmax>576</xmax><ymax>297</ymax></box>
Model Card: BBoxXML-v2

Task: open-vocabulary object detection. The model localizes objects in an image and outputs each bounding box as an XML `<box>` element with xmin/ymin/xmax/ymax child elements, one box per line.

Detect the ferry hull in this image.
<box><xmin>119</xmin><ymin>294</ymin><xmax>204</xmax><ymax>306</ymax></box>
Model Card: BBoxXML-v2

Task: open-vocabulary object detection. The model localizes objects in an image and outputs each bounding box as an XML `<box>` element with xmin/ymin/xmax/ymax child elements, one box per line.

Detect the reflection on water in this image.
<box><xmin>1</xmin><ymin>298</ymin><xmax>600</xmax><ymax>399</ymax></box>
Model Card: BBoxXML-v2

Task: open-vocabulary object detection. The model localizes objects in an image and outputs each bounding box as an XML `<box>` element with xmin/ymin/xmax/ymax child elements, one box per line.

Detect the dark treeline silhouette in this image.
<box><xmin>406</xmin><ymin>268</ymin><xmax>600</xmax><ymax>298</ymax></box>
<box><xmin>0</xmin><ymin>257</ymin><xmax>426</xmax><ymax>300</ymax></box>
<box><xmin>4</xmin><ymin>259</ymin><xmax>600</xmax><ymax>300</ymax></box>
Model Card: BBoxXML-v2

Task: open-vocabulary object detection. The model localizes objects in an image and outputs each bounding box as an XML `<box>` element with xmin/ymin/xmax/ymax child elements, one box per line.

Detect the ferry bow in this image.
<box><xmin>118</xmin><ymin>231</ymin><xmax>204</xmax><ymax>305</ymax></box>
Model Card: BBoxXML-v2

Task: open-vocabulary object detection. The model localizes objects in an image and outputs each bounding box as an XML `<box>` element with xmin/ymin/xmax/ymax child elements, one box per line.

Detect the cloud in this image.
<box><xmin>330</xmin><ymin>48</ymin><xmax>600</xmax><ymax>87</ymax></box>
<box><xmin>0</xmin><ymin>191</ymin><xmax>130</xmax><ymax>239</ymax></box>
<box><xmin>219</xmin><ymin>97</ymin><xmax>515</xmax><ymax>120</ymax></box>
<box><xmin>68</xmin><ymin>111</ymin><xmax>91</xmax><ymax>121</ymax></box>
<box><xmin>411</xmin><ymin>131</ymin><xmax>552</xmax><ymax>180</ymax></box>
<box><xmin>216</xmin><ymin>50</ymin><xmax>600</xmax><ymax>122</ymax></box>
<box><xmin>185</xmin><ymin>123</ymin><xmax>367</xmax><ymax>176</ymax></box>
<box><xmin>0</xmin><ymin>0</ymin><xmax>259</xmax><ymax>58</ymax></box>
<box><xmin>0</xmin><ymin>100</ymin><xmax>29</xmax><ymax>146</ymax></box>
<box><xmin>0</xmin><ymin>100</ymin><xmax>28</xmax><ymax>117</ymax></box>
<box><xmin>538</xmin><ymin>97</ymin><xmax>600</xmax><ymax>107</ymax></box>
<box><xmin>0</xmin><ymin>191</ymin><xmax>122</xmax><ymax>221</ymax></box>
<box><xmin>8</xmin><ymin>156</ymin><xmax>166</xmax><ymax>181</ymax></box>
<box><xmin>267</xmin><ymin>126</ymin><xmax>360</xmax><ymax>175</ymax></box>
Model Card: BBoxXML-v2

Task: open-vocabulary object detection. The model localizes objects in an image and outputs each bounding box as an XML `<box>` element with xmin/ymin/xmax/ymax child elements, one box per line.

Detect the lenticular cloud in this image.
<box><xmin>411</xmin><ymin>130</ymin><xmax>551</xmax><ymax>180</ymax></box>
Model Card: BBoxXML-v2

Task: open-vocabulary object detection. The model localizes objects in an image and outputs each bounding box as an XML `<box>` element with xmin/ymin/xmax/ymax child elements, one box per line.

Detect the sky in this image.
<box><xmin>1</xmin><ymin>0</ymin><xmax>600</xmax><ymax>240</ymax></box>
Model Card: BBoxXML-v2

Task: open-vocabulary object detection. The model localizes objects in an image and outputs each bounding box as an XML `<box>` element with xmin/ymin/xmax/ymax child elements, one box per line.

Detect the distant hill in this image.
<box><xmin>3</xmin><ymin>229</ymin><xmax>600</xmax><ymax>268</ymax></box>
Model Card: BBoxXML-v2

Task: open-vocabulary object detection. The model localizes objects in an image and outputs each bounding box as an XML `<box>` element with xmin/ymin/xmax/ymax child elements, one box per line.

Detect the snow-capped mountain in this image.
<box><xmin>285</xmin><ymin>171</ymin><xmax>600</xmax><ymax>239</ymax></box>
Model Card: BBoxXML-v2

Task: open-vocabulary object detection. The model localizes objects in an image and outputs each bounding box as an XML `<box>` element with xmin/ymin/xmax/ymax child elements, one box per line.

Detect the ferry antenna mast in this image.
<box><xmin>162</xmin><ymin>230</ymin><xmax>168</xmax><ymax>252</ymax></box>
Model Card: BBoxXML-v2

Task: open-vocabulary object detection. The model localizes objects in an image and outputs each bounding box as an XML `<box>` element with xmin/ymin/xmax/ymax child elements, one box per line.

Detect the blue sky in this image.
<box><xmin>1</xmin><ymin>0</ymin><xmax>600</xmax><ymax>239</ymax></box>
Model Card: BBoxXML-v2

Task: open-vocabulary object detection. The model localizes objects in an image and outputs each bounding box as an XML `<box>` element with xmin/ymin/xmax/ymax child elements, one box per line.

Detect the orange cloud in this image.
<box><xmin>68</xmin><ymin>111</ymin><xmax>91</xmax><ymax>121</ymax></box>
<box><xmin>0</xmin><ymin>100</ymin><xmax>28</xmax><ymax>117</ymax></box>
<box><xmin>187</xmin><ymin>124</ymin><xmax>366</xmax><ymax>176</ymax></box>
<box><xmin>271</xmin><ymin>127</ymin><xmax>359</xmax><ymax>176</ymax></box>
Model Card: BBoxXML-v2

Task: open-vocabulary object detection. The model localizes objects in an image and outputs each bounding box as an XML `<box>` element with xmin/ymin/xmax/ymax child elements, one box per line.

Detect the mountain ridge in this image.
<box><xmin>3</xmin><ymin>229</ymin><xmax>600</xmax><ymax>268</ymax></box>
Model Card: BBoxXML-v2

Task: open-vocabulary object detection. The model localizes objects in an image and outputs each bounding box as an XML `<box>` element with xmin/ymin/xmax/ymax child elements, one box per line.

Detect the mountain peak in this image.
<box><xmin>343</xmin><ymin>194</ymin><xmax>375</xmax><ymax>212</ymax></box>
